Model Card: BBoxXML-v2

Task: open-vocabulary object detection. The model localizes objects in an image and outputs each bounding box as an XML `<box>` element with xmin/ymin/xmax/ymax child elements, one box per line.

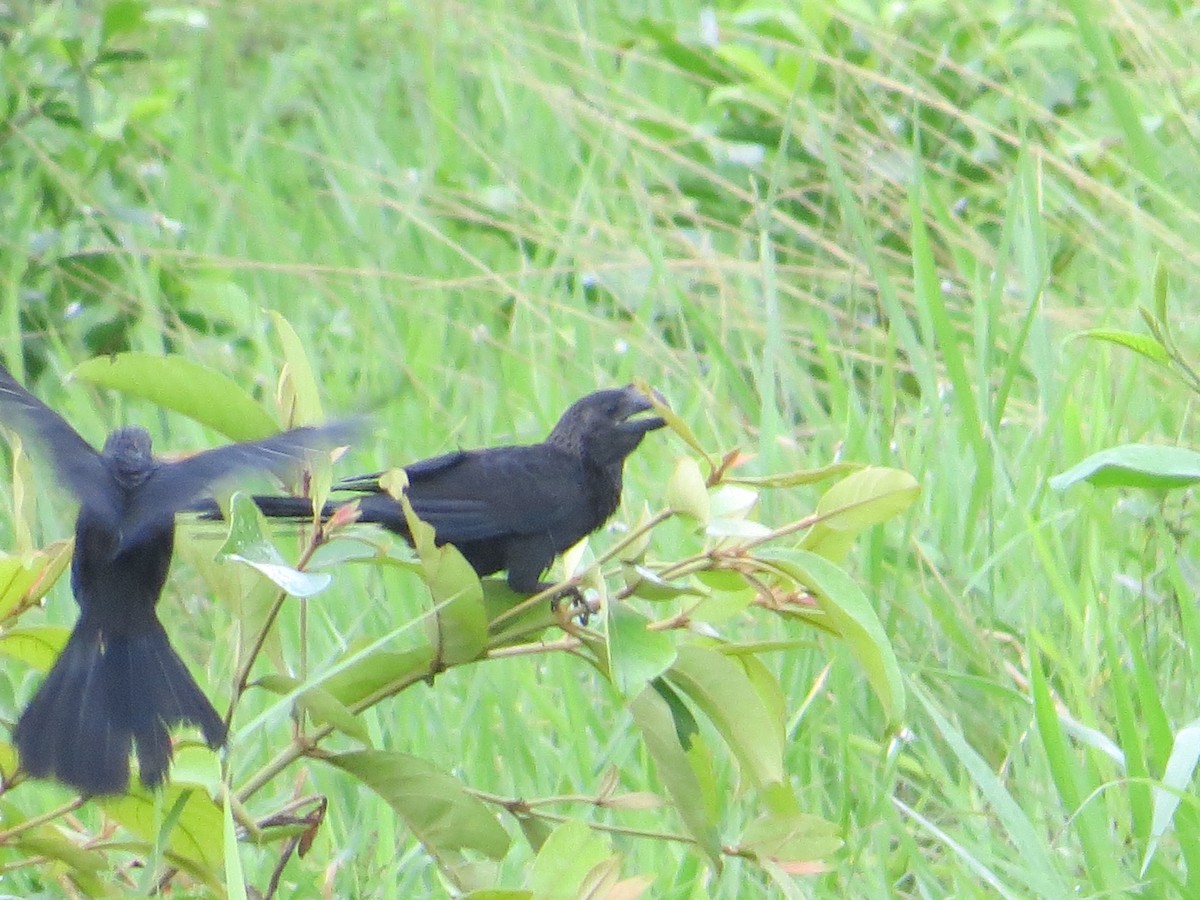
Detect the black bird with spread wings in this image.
<box><xmin>210</xmin><ymin>386</ymin><xmax>666</xmax><ymax>601</ymax></box>
<box><xmin>0</xmin><ymin>363</ymin><xmax>354</xmax><ymax>795</ymax></box>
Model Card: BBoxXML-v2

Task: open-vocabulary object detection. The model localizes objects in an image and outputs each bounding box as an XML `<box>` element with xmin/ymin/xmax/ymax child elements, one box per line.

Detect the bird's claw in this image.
<box><xmin>550</xmin><ymin>587</ymin><xmax>599</xmax><ymax>627</ymax></box>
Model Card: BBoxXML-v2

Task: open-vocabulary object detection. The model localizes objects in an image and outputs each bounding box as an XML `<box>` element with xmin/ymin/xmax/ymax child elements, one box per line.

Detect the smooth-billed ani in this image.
<box><xmin>201</xmin><ymin>386</ymin><xmax>666</xmax><ymax>601</ymax></box>
<box><xmin>0</xmin><ymin>363</ymin><xmax>354</xmax><ymax>795</ymax></box>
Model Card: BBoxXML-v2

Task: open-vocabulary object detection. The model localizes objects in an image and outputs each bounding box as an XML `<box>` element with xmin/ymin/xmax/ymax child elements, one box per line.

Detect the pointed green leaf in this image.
<box><xmin>629</xmin><ymin>685</ymin><xmax>722</xmax><ymax>866</ymax></box>
<box><xmin>759</xmin><ymin>549</ymin><xmax>905</xmax><ymax>724</ymax></box>
<box><xmin>8</xmin><ymin>431</ymin><xmax>35</xmax><ymax>554</ymax></box>
<box><xmin>398</xmin><ymin>489</ymin><xmax>488</xmax><ymax>666</ymax></box>
<box><xmin>269</xmin><ymin>311</ymin><xmax>325</xmax><ymax>424</ymax></box>
<box><xmin>1153</xmin><ymin>256</ymin><xmax>1169</xmax><ymax>327</ymax></box>
<box><xmin>666</xmin><ymin>645</ymin><xmax>785</xmax><ymax>788</ymax></box>
<box><xmin>218</xmin><ymin>494</ymin><xmax>331</xmax><ymax>597</ymax></box>
<box><xmin>529</xmin><ymin>821</ymin><xmax>612</xmax><ymax>900</ymax></box>
<box><xmin>326</xmin><ymin>751</ymin><xmax>510</xmax><ymax>859</ymax></box>
<box><xmin>255</xmin><ymin>674</ymin><xmax>370</xmax><ymax>744</ymax></box>
<box><xmin>1051</xmin><ymin>444</ymin><xmax>1200</xmax><ymax>491</ymax></box>
<box><xmin>740</xmin><ymin>809</ymin><xmax>842</xmax><ymax>864</ymax></box>
<box><xmin>222</xmin><ymin>786</ymin><xmax>249</xmax><ymax>900</ymax></box>
<box><xmin>14</xmin><ymin>832</ymin><xmax>107</xmax><ymax>894</ymax></box>
<box><xmin>323</xmin><ymin>644</ymin><xmax>436</xmax><ymax>708</ymax></box>
<box><xmin>1076</xmin><ymin>328</ymin><xmax>1169</xmax><ymax>364</ymax></box>
<box><xmin>0</xmin><ymin>540</ymin><xmax>72</xmax><ymax>622</ymax></box>
<box><xmin>0</xmin><ymin>625</ymin><xmax>70</xmax><ymax>671</ymax></box>
<box><xmin>1142</xmin><ymin>719</ymin><xmax>1200</xmax><ymax>875</ymax></box>
<box><xmin>607</xmin><ymin>604</ymin><xmax>677</xmax><ymax>697</ymax></box>
<box><xmin>668</xmin><ymin>457</ymin><xmax>710</xmax><ymax>522</ymax></box>
<box><xmin>515</xmin><ymin>813</ymin><xmax>555</xmax><ymax>854</ymax></box>
<box><xmin>102</xmin><ymin>785</ymin><xmax>224</xmax><ymax>879</ymax></box>
<box><xmin>72</xmin><ymin>353</ymin><xmax>277</xmax><ymax>442</ymax></box>
<box><xmin>623</xmin><ymin>565</ymin><xmax>703</xmax><ymax>601</ymax></box>
<box><xmin>730</xmin><ymin>461</ymin><xmax>862</xmax><ymax>488</ymax></box>
<box><xmin>803</xmin><ymin>468</ymin><xmax>920</xmax><ymax>562</ymax></box>
<box><xmin>634</xmin><ymin>378</ymin><xmax>710</xmax><ymax>462</ymax></box>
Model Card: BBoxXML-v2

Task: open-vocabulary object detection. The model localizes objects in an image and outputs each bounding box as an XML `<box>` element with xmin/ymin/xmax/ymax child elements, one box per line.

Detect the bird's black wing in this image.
<box><xmin>121</xmin><ymin>421</ymin><xmax>358</xmax><ymax>546</ymax></box>
<box><xmin>404</xmin><ymin>446</ymin><xmax>588</xmax><ymax>543</ymax></box>
<box><xmin>332</xmin><ymin>450</ymin><xmax>469</xmax><ymax>494</ymax></box>
<box><xmin>0</xmin><ymin>364</ymin><xmax>113</xmax><ymax>511</ymax></box>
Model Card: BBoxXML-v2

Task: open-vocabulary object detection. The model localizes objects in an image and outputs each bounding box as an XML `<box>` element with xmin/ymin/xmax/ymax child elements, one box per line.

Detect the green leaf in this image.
<box><xmin>667</xmin><ymin>457</ymin><xmax>710</xmax><ymax>522</ymax></box>
<box><xmin>802</xmin><ymin>467</ymin><xmax>920</xmax><ymax>562</ymax></box>
<box><xmin>323</xmin><ymin>644</ymin><xmax>436</xmax><ymax>708</ymax></box>
<box><xmin>8</xmin><ymin>431</ymin><xmax>35</xmax><ymax>554</ymax></box>
<box><xmin>529</xmin><ymin>821</ymin><xmax>612</xmax><ymax>900</ymax></box>
<box><xmin>72</xmin><ymin>353</ymin><xmax>277</xmax><ymax>442</ymax></box>
<box><xmin>735</xmin><ymin>653</ymin><xmax>788</xmax><ymax>754</ymax></box>
<box><xmin>666</xmin><ymin>645</ymin><xmax>785</xmax><ymax>788</ymax></box>
<box><xmin>634</xmin><ymin>377</ymin><xmax>711</xmax><ymax>462</ymax></box>
<box><xmin>1050</xmin><ymin>444</ymin><xmax>1200</xmax><ymax>491</ymax></box>
<box><xmin>1153</xmin><ymin>256</ymin><xmax>1169</xmax><ymax>327</ymax></box>
<box><xmin>691</xmin><ymin>579</ymin><xmax>755</xmax><ymax>624</ymax></box>
<box><xmin>255</xmin><ymin>674</ymin><xmax>370</xmax><ymax>744</ymax></box>
<box><xmin>623</xmin><ymin>564</ymin><xmax>704</xmax><ymax>601</ymax></box>
<box><xmin>759</xmin><ymin>549</ymin><xmax>905</xmax><ymax>725</ymax></box>
<box><xmin>0</xmin><ymin>540</ymin><xmax>72</xmax><ymax>622</ymax></box>
<box><xmin>706</xmin><ymin>484</ymin><xmax>771</xmax><ymax>538</ymax></box>
<box><xmin>739</xmin><ymin>809</ymin><xmax>842</xmax><ymax>864</ymax></box>
<box><xmin>1076</xmin><ymin>328</ymin><xmax>1169</xmax><ymax>364</ymax></box>
<box><xmin>730</xmin><ymin>461</ymin><xmax>862</xmax><ymax>488</ymax></box>
<box><xmin>1142</xmin><ymin>719</ymin><xmax>1200</xmax><ymax>876</ymax></box>
<box><xmin>629</xmin><ymin>686</ymin><xmax>722</xmax><ymax>866</ymax></box>
<box><xmin>514</xmin><ymin>812</ymin><xmax>555</xmax><ymax>854</ymax></box>
<box><xmin>13</xmin><ymin>832</ymin><xmax>107</xmax><ymax>894</ymax></box>
<box><xmin>0</xmin><ymin>625</ymin><xmax>70</xmax><ymax>671</ymax></box>
<box><xmin>218</xmin><ymin>494</ymin><xmax>332</xmax><ymax>597</ymax></box>
<box><xmin>398</xmin><ymin>489</ymin><xmax>488</xmax><ymax>666</ymax></box>
<box><xmin>606</xmin><ymin>604</ymin><xmax>677</xmax><ymax>697</ymax></box>
<box><xmin>269</xmin><ymin>310</ymin><xmax>325</xmax><ymax>424</ymax></box>
<box><xmin>222</xmin><ymin>787</ymin><xmax>249</xmax><ymax>900</ymax></box>
<box><xmin>102</xmin><ymin>786</ymin><xmax>224</xmax><ymax>880</ymax></box>
<box><xmin>708</xmin><ymin>484</ymin><xmax>758</xmax><ymax>518</ymax></box>
<box><xmin>326</xmin><ymin>751</ymin><xmax>510</xmax><ymax>859</ymax></box>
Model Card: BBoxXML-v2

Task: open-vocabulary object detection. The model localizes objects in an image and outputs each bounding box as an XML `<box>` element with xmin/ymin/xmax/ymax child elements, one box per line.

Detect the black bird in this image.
<box><xmin>209</xmin><ymin>386</ymin><xmax>666</xmax><ymax>601</ymax></box>
<box><xmin>0</xmin><ymin>363</ymin><xmax>354</xmax><ymax>795</ymax></box>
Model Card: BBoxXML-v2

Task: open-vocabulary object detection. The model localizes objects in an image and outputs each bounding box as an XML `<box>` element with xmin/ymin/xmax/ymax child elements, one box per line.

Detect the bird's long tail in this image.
<box><xmin>191</xmin><ymin>494</ymin><xmax>409</xmax><ymax>536</ymax></box>
<box><xmin>13</xmin><ymin>616</ymin><xmax>226</xmax><ymax>795</ymax></box>
<box><xmin>191</xmin><ymin>494</ymin><xmax>333</xmax><ymax>522</ymax></box>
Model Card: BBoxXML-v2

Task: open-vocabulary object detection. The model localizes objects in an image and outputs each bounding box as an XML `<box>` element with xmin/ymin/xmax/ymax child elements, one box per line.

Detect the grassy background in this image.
<box><xmin>4</xmin><ymin>0</ymin><xmax>1200</xmax><ymax>896</ymax></box>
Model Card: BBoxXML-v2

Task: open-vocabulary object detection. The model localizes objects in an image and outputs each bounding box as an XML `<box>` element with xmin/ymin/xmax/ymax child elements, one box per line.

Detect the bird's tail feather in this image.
<box><xmin>190</xmin><ymin>493</ymin><xmax>411</xmax><ymax>540</ymax></box>
<box><xmin>13</xmin><ymin>618</ymin><xmax>225</xmax><ymax>795</ymax></box>
<box><xmin>332</xmin><ymin>471</ymin><xmax>385</xmax><ymax>492</ymax></box>
<box><xmin>190</xmin><ymin>494</ymin><xmax>331</xmax><ymax>522</ymax></box>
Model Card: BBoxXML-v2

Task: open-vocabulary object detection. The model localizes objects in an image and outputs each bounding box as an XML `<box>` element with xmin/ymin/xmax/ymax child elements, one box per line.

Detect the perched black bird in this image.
<box><xmin>209</xmin><ymin>386</ymin><xmax>666</xmax><ymax>600</ymax></box>
<box><xmin>0</xmin><ymin>363</ymin><xmax>354</xmax><ymax>795</ymax></box>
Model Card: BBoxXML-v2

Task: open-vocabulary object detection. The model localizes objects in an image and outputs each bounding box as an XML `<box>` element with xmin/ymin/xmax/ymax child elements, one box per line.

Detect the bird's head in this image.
<box><xmin>548</xmin><ymin>385</ymin><xmax>667</xmax><ymax>467</ymax></box>
<box><xmin>101</xmin><ymin>426</ymin><xmax>156</xmax><ymax>485</ymax></box>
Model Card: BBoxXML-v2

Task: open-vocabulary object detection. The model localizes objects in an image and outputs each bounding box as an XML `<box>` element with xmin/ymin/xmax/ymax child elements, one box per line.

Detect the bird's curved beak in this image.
<box><xmin>618</xmin><ymin>386</ymin><xmax>668</xmax><ymax>435</ymax></box>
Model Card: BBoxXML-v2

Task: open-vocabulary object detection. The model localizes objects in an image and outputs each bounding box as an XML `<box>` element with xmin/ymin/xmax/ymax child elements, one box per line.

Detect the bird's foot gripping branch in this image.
<box><xmin>0</xmin><ymin>351</ymin><xmax>918</xmax><ymax>895</ymax></box>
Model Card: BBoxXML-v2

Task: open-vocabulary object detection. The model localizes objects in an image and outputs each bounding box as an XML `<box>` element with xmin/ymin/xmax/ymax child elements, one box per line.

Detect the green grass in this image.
<box><xmin>5</xmin><ymin>0</ymin><xmax>1200</xmax><ymax>895</ymax></box>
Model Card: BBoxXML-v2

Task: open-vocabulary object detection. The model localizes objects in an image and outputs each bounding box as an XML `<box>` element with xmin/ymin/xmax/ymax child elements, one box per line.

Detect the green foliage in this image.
<box><xmin>4</xmin><ymin>0</ymin><xmax>1200</xmax><ymax>894</ymax></box>
<box><xmin>1052</xmin><ymin>444</ymin><xmax>1200</xmax><ymax>492</ymax></box>
<box><xmin>0</xmin><ymin>340</ymin><xmax>914</xmax><ymax>895</ymax></box>
<box><xmin>0</xmin><ymin>1</ymin><xmax>240</xmax><ymax>372</ymax></box>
